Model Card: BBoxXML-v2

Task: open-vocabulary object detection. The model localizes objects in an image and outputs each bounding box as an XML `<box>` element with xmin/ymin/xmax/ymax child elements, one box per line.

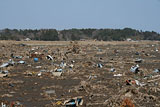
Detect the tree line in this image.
<box><xmin>0</xmin><ymin>28</ymin><xmax>159</xmax><ymax>41</ymax></box>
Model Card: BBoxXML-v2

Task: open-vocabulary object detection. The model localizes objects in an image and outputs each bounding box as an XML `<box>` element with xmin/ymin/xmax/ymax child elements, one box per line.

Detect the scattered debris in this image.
<box><xmin>18</xmin><ymin>60</ymin><xmax>25</xmax><ymax>64</ymax></box>
<box><xmin>64</xmin><ymin>97</ymin><xmax>83</xmax><ymax>107</ymax></box>
<box><xmin>135</xmin><ymin>52</ymin><xmax>140</xmax><ymax>55</ymax></box>
<box><xmin>0</xmin><ymin>41</ymin><xmax>160</xmax><ymax>107</ymax></box>
<box><xmin>34</xmin><ymin>58</ymin><xmax>39</xmax><ymax>62</ymax></box>
<box><xmin>35</xmin><ymin>66</ymin><xmax>42</xmax><ymax>68</ymax></box>
<box><xmin>130</xmin><ymin>65</ymin><xmax>139</xmax><ymax>73</ymax></box>
<box><xmin>52</xmin><ymin>68</ymin><xmax>63</xmax><ymax>77</ymax></box>
<box><xmin>121</xmin><ymin>98</ymin><xmax>135</xmax><ymax>107</ymax></box>
<box><xmin>110</xmin><ymin>68</ymin><xmax>116</xmax><ymax>72</ymax></box>
<box><xmin>135</xmin><ymin>58</ymin><xmax>142</xmax><ymax>63</ymax></box>
<box><xmin>46</xmin><ymin>55</ymin><xmax>53</xmax><ymax>60</ymax></box>
<box><xmin>114</xmin><ymin>74</ymin><xmax>122</xmax><ymax>77</ymax></box>
<box><xmin>0</xmin><ymin>59</ymin><xmax>15</xmax><ymax>68</ymax></box>
<box><xmin>97</xmin><ymin>63</ymin><xmax>103</xmax><ymax>68</ymax></box>
<box><xmin>37</xmin><ymin>72</ymin><xmax>42</xmax><ymax>77</ymax></box>
<box><xmin>0</xmin><ymin>73</ymin><xmax>8</xmax><ymax>78</ymax></box>
<box><xmin>60</xmin><ymin>62</ymin><xmax>67</xmax><ymax>68</ymax></box>
<box><xmin>153</xmin><ymin>69</ymin><xmax>160</xmax><ymax>73</ymax></box>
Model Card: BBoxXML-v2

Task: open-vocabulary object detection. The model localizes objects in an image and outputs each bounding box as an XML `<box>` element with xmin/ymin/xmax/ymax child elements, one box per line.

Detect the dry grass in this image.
<box><xmin>0</xmin><ymin>40</ymin><xmax>159</xmax><ymax>46</ymax></box>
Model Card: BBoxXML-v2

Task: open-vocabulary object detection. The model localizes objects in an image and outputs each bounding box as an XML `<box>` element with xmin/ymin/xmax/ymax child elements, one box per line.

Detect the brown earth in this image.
<box><xmin>0</xmin><ymin>40</ymin><xmax>160</xmax><ymax>107</ymax></box>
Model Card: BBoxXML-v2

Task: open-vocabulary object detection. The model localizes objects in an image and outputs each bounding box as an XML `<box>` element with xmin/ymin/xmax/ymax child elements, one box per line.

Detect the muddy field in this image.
<box><xmin>0</xmin><ymin>40</ymin><xmax>160</xmax><ymax>107</ymax></box>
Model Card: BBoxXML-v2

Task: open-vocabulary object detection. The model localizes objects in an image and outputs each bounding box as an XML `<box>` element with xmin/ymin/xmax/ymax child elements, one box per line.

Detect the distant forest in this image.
<box><xmin>0</xmin><ymin>28</ymin><xmax>160</xmax><ymax>41</ymax></box>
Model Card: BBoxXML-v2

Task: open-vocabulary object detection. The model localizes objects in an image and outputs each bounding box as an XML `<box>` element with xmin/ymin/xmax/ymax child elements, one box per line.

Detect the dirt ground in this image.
<box><xmin>0</xmin><ymin>40</ymin><xmax>160</xmax><ymax>107</ymax></box>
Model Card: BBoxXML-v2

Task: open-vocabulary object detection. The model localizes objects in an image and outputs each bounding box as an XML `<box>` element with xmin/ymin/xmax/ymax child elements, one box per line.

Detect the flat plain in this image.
<box><xmin>0</xmin><ymin>40</ymin><xmax>160</xmax><ymax>107</ymax></box>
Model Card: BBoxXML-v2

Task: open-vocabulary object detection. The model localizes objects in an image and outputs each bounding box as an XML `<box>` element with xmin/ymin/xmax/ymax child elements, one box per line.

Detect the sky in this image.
<box><xmin>0</xmin><ymin>0</ymin><xmax>160</xmax><ymax>32</ymax></box>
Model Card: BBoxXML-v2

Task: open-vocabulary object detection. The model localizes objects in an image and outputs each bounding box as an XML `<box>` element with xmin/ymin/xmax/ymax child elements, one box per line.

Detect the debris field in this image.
<box><xmin>0</xmin><ymin>40</ymin><xmax>160</xmax><ymax>107</ymax></box>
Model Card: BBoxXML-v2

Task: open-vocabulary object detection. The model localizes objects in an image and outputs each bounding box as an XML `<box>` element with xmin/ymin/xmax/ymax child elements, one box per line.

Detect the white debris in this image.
<box><xmin>113</xmin><ymin>74</ymin><xmax>122</xmax><ymax>77</ymax></box>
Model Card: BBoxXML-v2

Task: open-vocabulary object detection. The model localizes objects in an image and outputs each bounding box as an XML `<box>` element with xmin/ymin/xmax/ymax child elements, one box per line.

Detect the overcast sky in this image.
<box><xmin>0</xmin><ymin>0</ymin><xmax>160</xmax><ymax>32</ymax></box>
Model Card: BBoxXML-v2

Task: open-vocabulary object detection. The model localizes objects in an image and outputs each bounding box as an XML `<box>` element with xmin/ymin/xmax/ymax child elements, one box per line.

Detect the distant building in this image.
<box><xmin>126</xmin><ymin>38</ymin><xmax>132</xmax><ymax>41</ymax></box>
<box><xmin>24</xmin><ymin>38</ymin><xmax>31</xmax><ymax>41</ymax></box>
